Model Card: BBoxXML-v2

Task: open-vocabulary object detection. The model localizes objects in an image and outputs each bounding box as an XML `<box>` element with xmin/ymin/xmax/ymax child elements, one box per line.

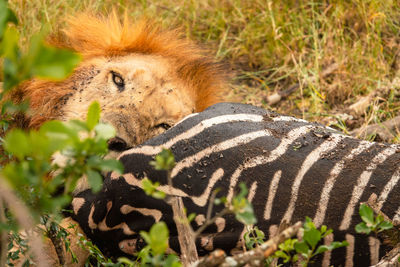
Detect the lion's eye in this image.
<box><xmin>111</xmin><ymin>72</ymin><xmax>125</xmax><ymax>92</ymax></box>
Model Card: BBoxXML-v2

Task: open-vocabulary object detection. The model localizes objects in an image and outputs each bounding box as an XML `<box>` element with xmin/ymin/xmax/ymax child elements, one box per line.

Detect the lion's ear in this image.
<box><xmin>63</xmin><ymin>12</ymin><xmax>119</xmax><ymax>57</ymax></box>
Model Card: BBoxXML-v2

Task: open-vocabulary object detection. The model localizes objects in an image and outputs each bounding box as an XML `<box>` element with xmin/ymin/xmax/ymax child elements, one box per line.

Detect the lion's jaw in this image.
<box><xmin>61</xmin><ymin>54</ymin><xmax>196</xmax><ymax>156</ymax></box>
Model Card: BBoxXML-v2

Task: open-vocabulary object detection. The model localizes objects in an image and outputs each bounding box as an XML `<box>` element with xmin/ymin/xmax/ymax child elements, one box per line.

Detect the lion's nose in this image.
<box><xmin>107</xmin><ymin>137</ymin><xmax>129</xmax><ymax>152</ymax></box>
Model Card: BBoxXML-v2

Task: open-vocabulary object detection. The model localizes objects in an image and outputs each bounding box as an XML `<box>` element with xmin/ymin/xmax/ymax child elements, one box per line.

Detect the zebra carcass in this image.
<box><xmin>71</xmin><ymin>102</ymin><xmax>400</xmax><ymax>266</ymax></box>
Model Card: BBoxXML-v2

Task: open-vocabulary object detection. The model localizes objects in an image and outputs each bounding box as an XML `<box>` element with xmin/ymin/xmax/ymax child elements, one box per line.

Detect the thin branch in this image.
<box><xmin>193</xmin><ymin>221</ymin><xmax>302</xmax><ymax>267</ymax></box>
<box><xmin>194</xmin><ymin>208</ymin><xmax>229</xmax><ymax>238</ymax></box>
<box><xmin>219</xmin><ymin>221</ymin><xmax>302</xmax><ymax>267</ymax></box>
<box><xmin>167</xmin><ymin>170</ymin><xmax>198</xmax><ymax>266</ymax></box>
<box><xmin>0</xmin><ymin>177</ymin><xmax>49</xmax><ymax>267</ymax></box>
<box><xmin>195</xmin><ymin>249</ymin><xmax>226</xmax><ymax>267</ymax></box>
<box><xmin>371</xmin><ymin>245</ymin><xmax>400</xmax><ymax>267</ymax></box>
<box><xmin>206</xmin><ymin>190</ymin><xmax>220</xmax><ymax>223</ymax></box>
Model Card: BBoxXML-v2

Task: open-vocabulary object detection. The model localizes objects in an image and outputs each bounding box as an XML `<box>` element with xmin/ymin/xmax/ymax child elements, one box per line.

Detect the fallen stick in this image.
<box><xmin>193</xmin><ymin>221</ymin><xmax>302</xmax><ymax>267</ymax></box>
<box><xmin>195</xmin><ymin>249</ymin><xmax>226</xmax><ymax>267</ymax></box>
<box><xmin>220</xmin><ymin>221</ymin><xmax>302</xmax><ymax>267</ymax></box>
<box><xmin>265</xmin><ymin>63</ymin><xmax>339</xmax><ymax>105</ymax></box>
<box><xmin>166</xmin><ymin>165</ymin><xmax>198</xmax><ymax>266</ymax></box>
<box><xmin>350</xmin><ymin>116</ymin><xmax>400</xmax><ymax>143</ymax></box>
<box><xmin>371</xmin><ymin>245</ymin><xmax>400</xmax><ymax>267</ymax></box>
<box><xmin>170</xmin><ymin>196</ymin><xmax>199</xmax><ymax>266</ymax></box>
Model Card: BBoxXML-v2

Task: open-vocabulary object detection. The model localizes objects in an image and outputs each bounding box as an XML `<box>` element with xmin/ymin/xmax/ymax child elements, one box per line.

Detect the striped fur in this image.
<box><xmin>72</xmin><ymin>103</ymin><xmax>400</xmax><ymax>266</ymax></box>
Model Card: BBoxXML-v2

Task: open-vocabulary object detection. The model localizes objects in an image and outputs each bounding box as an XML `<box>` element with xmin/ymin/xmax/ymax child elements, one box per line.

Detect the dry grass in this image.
<box><xmin>8</xmin><ymin>0</ymin><xmax>400</xmax><ymax>142</ymax></box>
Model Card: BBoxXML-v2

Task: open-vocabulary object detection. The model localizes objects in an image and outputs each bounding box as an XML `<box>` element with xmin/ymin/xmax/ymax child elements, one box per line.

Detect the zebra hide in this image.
<box><xmin>71</xmin><ymin>102</ymin><xmax>400</xmax><ymax>266</ymax></box>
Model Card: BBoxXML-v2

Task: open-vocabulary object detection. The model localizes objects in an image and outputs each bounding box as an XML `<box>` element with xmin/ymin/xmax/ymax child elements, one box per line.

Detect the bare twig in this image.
<box><xmin>195</xmin><ymin>249</ymin><xmax>226</xmax><ymax>267</ymax></box>
<box><xmin>206</xmin><ymin>190</ymin><xmax>220</xmax><ymax>224</ymax></box>
<box><xmin>167</xmin><ymin>170</ymin><xmax>198</xmax><ymax>266</ymax></box>
<box><xmin>170</xmin><ymin>197</ymin><xmax>199</xmax><ymax>266</ymax></box>
<box><xmin>0</xmin><ymin>199</ymin><xmax>7</xmax><ymax>267</ymax></box>
<box><xmin>371</xmin><ymin>245</ymin><xmax>400</xmax><ymax>267</ymax></box>
<box><xmin>194</xmin><ymin>209</ymin><xmax>229</xmax><ymax>238</ymax></box>
<box><xmin>0</xmin><ymin>177</ymin><xmax>49</xmax><ymax>267</ymax></box>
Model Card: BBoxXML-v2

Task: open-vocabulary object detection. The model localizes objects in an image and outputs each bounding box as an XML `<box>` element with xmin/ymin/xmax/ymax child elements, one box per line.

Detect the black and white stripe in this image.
<box><xmin>72</xmin><ymin>102</ymin><xmax>400</xmax><ymax>266</ymax></box>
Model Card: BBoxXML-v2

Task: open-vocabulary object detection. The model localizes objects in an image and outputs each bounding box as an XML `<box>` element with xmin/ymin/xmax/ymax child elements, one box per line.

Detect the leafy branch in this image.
<box><xmin>355</xmin><ymin>204</ymin><xmax>393</xmax><ymax>235</ymax></box>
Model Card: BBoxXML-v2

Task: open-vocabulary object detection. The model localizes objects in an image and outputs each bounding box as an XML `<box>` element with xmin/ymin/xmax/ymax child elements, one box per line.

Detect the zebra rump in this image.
<box><xmin>72</xmin><ymin>102</ymin><xmax>400</xmax><ymax>266</ymax></box>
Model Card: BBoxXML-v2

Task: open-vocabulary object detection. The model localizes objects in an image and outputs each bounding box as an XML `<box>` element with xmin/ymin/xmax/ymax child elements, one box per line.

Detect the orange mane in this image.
<box><xmin>9</xmin><ymin>12</ymin><xmax>227</xmax><ymax>129</ymax></box>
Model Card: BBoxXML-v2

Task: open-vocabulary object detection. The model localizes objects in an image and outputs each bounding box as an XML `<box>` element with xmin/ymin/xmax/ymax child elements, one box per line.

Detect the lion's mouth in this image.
<box><xmin>107</xmin><ymin>136</ymin><xmax>130</xmax><ymax>152</ymax></box>
<box><xmin>107</xmin><ymin>123</ymin><xmax>172</xmax><ymax>152</ymax></box>
<box><xmin>155</xmin><ymin>123</ymin><xmax>171</xmax><ymax>130</ymax></box>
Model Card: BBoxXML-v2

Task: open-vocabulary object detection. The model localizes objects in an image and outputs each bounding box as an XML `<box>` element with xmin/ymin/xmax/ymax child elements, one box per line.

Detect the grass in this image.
<box><xmin>7</xmin><ymin>0</ymin><xmax>400</xmax><ymax>142</ymax></box>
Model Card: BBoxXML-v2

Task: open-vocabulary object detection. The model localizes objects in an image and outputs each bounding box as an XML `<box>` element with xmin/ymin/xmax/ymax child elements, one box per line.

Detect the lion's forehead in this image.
<box><xmin>106</xmin><ymin>54</ymin><xmax>172</xmax><ymax>75</ymax></box>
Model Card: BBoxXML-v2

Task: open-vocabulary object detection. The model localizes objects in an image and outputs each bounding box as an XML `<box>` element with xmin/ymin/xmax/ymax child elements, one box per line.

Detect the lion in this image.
<box><xmin>8</xmin><ymin>12</ymin><xmax>227</xmax><ymax>266</ymax></box>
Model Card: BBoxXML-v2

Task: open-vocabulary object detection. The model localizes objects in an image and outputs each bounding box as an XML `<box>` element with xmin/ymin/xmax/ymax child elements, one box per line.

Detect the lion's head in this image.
<box><xmin>9</xmin><ymin>12</ymin><xmax>227</xmax><ymax>156</ymax></box>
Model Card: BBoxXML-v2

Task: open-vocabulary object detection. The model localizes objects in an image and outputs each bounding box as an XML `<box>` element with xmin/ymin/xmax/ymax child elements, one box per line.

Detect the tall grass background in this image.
<box><xmin>7</xmin><ymin>0</ymin><xmax>400</xmax><ymax>141</ymax></box>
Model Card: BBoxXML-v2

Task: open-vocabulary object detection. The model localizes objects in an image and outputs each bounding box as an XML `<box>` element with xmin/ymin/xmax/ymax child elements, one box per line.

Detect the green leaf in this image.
<box><xmin>187</xmin><ymin>213</ymin><xmax>196</xmax><ymax>222</ymax></box>
<box><xmin>237</xmin><ymin>182</ymin><xmax>248</xmax><ymax>199</ymax></box>
<box><xmin>294</xmin><ymin>241</ymin><xmax>309</xmax><ymax>255</ymax></box>
<box><xmin>254</xmin><ymin>227</ymin><xmax>265</xmax><ymax>239</ymax></box>
<box><xmin>2</xmin><ymin>26</ymin><xmax>19</xmax><ymax>58</ymax></box>
<box><xmin>94</xmin><ymin>123</ymin><xmax>116</xmax><ymax>140</ymax></box>
<box><xmin>117</xmin><ymin>257</ymin><xmax>135</xmax><ymax>266</ymax></box>
<box><xmin>152</xmin><ymin>191</ymin><xmax>166</xmax><ymax>199</ymax></box>
<box><xmin>164</xmin><ymin>254</ymin><xmax>182</xmax><ymax>267</ymax></box>
<box><xmin>98</xmin><ymin>159</ymin><xmax>123</xmax><ymax>173</ymax></box>
<box><xmin>314</xmin><ymin>245</ymin><xmax>329</xmax><ymax>255</ymax></box>
<box><xmin>378</xmin><ymin>220</ymin><xmax>393</xmax><ymax>231</ymax></box>
<box><xmin>355</xmin><ymin>222</ymin><xmax>371</xmax><ymax>234</ymax></box>
<box><xmin>31</xmin><ymin>44</ymin><xmax>81</xmax><ymax>80</ymax></box>
<box><xmin>145</xmin><ymin>222</ymin><xmax>169</xmax><ymax>255</ymax></box>
<box><xmin>1</xmin><ymin>26</ymin><xmax>20</xmax><ymax>91</ymax></box>
<box><xmin>86</xmin><ymin>169</ymin><xmax>103</xmax><ymax>192</ymax></box>
<box><xmin>303</xmin><ymin>216</ymin><xmax>315</xmax><ymax>231</ymax></box>
<box><xmin>234</xmin><ymin>203</ymin><xmax>257</xmax><ymax>225</ymax></box>
<box><xmin>66</xmin><ymin>120</ymin><xmax>89</xmax><ymax>133</ymax></box>
<box><xmin>86</xmin><ymin>102</ymin><xmax>101</xmax><ymax>131</ymax></box>
<box><xmin>3</xmin><ymin>129</ymin><xmax>31</xmax><ymax>160</ymax></box>
<box><xmin>150</xmin><ymin>149</ymin><xmax>176</xmax><ymax>171</ymax></box>
<box><xmin>328</xmin><ymin>241</ymin><xmax>348</xmax><ymax>250</ymax></box>
<box><xmin>0</xmin><ymin>0</ymin><xmax>18</xmax><ymax>39</ymax></box>
<box><xmin>40</xmin><ymin>120</ymin><xmax>74</xmax><ymax>147</ymax></box>
<box><xmin>359</xmin><ymin>204</ymin><xmax>374</xmax><ymax>225</ymax></box>
<box><xmin>142</xmin><ymin>177</ymin><xmax>166</xmax><ymax>199</ymax></box>
<box><xmin>142</xmin><ymin>178</ymin><xmax>157</xmax><ymax>195</ymax></box>
<box><xmin>274</xmin><ymin>250</ymin><xmax>290</xmax><ymax>262</ymax></box>
<box><xmin>321</xmin><ymin>228</ymin><xmax>333</xmax><ymax>238</ymax></box>
<box><xmin>303</xmin><ymin>228</ymin><xmax>321</xmax><ymax>249</ymax></box>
